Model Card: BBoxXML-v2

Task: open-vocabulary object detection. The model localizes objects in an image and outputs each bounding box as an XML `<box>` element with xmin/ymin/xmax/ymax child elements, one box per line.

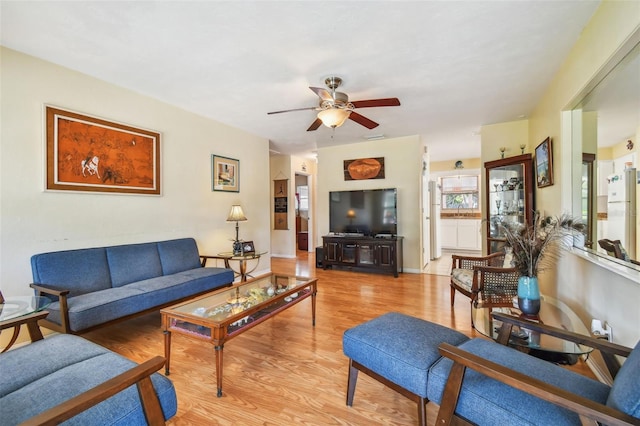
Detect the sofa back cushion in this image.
<box><xmin>31</xmin><ymin>248</ymin><xmax>111</xmax><ymax>297</ymax></box>
<box><xmin>106</xmin><ymin>243</ymin><xmax>163</xmax><ymax>287</ymax></box>
<box><xmin>607</xmin><ymin>340</ymin><xmax>640</xmax><ymax>418</ymax></box>
<box><xmin>157</xmin><ymin>238</ymin><xmax>202</xmax><ymax>275</ymax></box>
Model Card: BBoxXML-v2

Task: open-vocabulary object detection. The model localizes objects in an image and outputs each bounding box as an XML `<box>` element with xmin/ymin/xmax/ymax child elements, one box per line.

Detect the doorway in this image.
<box><xmin>295</xmin><ymin>173</ymin><xmax>313</xmax><ymax>255</ymax></box>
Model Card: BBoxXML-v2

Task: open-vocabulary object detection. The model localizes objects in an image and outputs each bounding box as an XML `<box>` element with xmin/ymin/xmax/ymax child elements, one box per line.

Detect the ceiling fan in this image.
<box><xmin>267</xmin><ymin>76</ymin><xmax>401</xmax><ymax>131</ymax></box>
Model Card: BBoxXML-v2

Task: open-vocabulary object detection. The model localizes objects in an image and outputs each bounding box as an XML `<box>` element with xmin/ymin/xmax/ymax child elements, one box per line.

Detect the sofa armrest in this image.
<box><xmin>200</xmin><ymin>255</ymin><xmax>231</xmax><ymax>268</ymax></box>
<box><xmin>492</xmin><ymin>312</ymin><xmax>632</xmax><ymax>377</ymax></box>
<box><xmin>0</xmin><ymin>311</ymin><xmax>49</xmax><ymax>352</ymax></box>
<box><xmin>435</xmin><ymin>343</ymin><xmax>639</xmax><ymax>426</ymax></box>
<box><xmin>19</xmin><ymin>356</ymin><xmax>168</xmax><ymax>426</ymax></box>
<box><xmin>29</xmin><ymin>284</ymin><xmax>72</xmax><ymax>334</ymax></box>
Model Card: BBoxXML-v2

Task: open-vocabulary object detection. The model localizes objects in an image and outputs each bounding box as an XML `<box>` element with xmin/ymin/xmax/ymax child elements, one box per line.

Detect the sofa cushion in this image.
<box><xmin>0</xmin><ymin>334</ymin><xmax>177</xmax><ymax>425</ymax></box>
<box><xmin>607</xmin><ymin>340</ymin><xmax>640</xmax><ymax>418</ymax></box>
<box><xmin>343</xmin><ymin>312</ymin><xmax>469</xmax><ymax>398</ymax></box>
<box><xmin>106</xmin><ymin>242</ymin><xmax>163</xmax><ymax>287</ymax></box>
<box><xmin>157</xmin><ymin>238</ymin><xmax>202</xmax><ymax>275</ymax></box>
<box><xmin>31</xmin><ymin>247</ymin><xmax>112</xmax><ymax>297</ymax></box>
<box><xmin>427</xmin><ymin>338</ymin><xmax>611</xmax><ymax>425</ymax></box>
<box><xmin>42</xmin><ymin>267</ymin><xmax>233</xmax><ymax>332</ymax></box>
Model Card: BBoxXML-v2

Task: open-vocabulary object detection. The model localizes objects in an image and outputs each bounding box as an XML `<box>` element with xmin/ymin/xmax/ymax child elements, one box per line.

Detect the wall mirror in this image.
<box><xmin>571</xmin><ymin>35</ymin><xmax>640</xmax><ymax>270</ymax></box>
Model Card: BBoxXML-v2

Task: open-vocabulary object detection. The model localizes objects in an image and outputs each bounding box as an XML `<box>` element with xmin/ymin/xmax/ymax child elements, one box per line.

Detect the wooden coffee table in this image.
<box><xmin>161</xmin><ymin>273</ymin><xmax>317</xmax><ymax>397</ymax></box>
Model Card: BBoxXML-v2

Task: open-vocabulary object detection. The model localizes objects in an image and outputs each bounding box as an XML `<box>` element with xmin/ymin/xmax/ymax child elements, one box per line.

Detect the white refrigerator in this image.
<box><xmin>607</xmin><ymin>168</ymin><xmax>637</xmax><ymax>259</ymax></box>
<box><xmin>428</xmin><ymin>180</ymin><xmax>442</xmax><ymax>259</ymax></box>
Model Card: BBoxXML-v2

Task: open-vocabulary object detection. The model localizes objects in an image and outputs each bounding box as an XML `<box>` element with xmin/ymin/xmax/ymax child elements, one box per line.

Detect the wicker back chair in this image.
<box><xmin>450</xmin><ymin>252</ymin><xmax>512</xmax><ymax>325</ymax></box>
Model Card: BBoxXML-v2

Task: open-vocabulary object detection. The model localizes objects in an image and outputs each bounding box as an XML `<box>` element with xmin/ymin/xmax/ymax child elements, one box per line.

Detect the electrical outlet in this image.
<box><xmin>591</xmin><ymin>319</ymin><xmax>612</xmax><ymax>341</ymax></box>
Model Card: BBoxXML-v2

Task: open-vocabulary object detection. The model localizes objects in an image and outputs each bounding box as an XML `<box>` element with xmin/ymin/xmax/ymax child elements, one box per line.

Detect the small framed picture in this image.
<box><xmin>241</xmin><ymin>240</ymin><xmax>255</xmax><ymax>255</ymax></box>
<box><xmin>535</xmin><ymin>137</ymin><xmax>553</xmax><ymax>188</ymax></box>
<box><xmin>212</xmin><ymin>155</ymin><xmax>239</xmax><ymax>192</ymax></box>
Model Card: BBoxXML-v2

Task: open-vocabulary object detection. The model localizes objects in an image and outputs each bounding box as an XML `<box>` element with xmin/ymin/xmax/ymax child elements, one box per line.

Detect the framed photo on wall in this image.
<box><xmin>45</xmin><ymin>106</ymin><xmax>161</xmax><ymax>195</ymax></box>
<box><xmin>212</xmin><ymin>155</ymin><xmax>239</xmax><ymax>192</ymax></box>
<box><xmin>535</xmin><ymin>137</ymin><xmax>553</xmax><ymax>188</ymax></box>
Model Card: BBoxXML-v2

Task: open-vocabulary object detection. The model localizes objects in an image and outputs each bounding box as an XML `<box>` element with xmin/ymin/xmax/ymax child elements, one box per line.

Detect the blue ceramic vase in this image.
<box><xmin>517</xmin><ymin>276</ymin><xmax>540</xmax><ymax>315</ymax></box>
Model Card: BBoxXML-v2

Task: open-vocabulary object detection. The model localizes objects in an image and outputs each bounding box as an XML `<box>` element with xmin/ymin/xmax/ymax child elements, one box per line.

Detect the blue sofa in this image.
<box><xmin>30</xmin><ymin>238</ymin><xmax>233</xmax><ymax>333</ymax></box>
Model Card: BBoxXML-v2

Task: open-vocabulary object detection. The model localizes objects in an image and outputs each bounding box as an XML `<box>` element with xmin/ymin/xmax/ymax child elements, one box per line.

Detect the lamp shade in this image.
<box><xmin>226</xmin><ymin>205</ymin><xmax>247</xmax><ymax>222</ymax></box>
<box><xmin>318</xmin><ymin>108</ymin><xmax>351</xmax><ymax>128</ymax></box>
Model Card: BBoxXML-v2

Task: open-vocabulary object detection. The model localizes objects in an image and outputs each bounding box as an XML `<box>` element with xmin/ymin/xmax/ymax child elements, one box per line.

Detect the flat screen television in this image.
<box><xmin>329</xmin><ymin>188</ymin><xmax>397</xmax><ymax>237</ymax></box>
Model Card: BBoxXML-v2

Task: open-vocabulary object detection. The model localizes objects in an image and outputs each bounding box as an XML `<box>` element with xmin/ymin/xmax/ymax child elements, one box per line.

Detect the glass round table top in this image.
<box><xmin>472</xmin><ymin>295</ymin><xmax>593</xmax><ymax>356</ymax></box>
<box><xmin>0</xmin><ymin>296</ymin><xmax>51</xmax><ymax>321</ymax></box>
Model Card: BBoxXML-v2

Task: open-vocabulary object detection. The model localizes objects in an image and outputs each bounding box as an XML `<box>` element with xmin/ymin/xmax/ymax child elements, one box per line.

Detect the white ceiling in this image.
<box><xmin>1</xmin><ymin>1</ymin><xmax>601</xmax><ymax>161</ymax></box>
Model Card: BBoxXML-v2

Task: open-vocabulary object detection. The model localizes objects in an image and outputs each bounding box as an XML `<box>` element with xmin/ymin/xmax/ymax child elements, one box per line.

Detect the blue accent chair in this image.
<box><xmin>0</xmin><ymin>310</ymin><xmax>177</xmax><ymax>425</ymax></box>
<box><xmin>343</xmin><ymin>311</ymin><xmax>640</xmax><ymax>426</ymax></box>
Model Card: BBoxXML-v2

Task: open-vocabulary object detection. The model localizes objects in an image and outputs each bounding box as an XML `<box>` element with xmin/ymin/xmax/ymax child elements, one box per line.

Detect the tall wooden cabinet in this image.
<box><xmin>485</xmin><ymin>154</ymin><xmax>534</xmax><ymax>254</ymax></box>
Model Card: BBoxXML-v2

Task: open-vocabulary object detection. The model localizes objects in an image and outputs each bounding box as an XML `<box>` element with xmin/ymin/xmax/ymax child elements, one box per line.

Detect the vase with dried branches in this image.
<box><xmin>499</xmin><ymin>214</ymin><xmax>585</xmax><ymax>315</ymax></box>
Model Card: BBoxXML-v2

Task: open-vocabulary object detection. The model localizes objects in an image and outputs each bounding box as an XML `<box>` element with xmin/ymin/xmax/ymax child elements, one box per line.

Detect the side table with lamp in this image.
<box><xmin>204</xmin><ymin>204</ymin><xmax>267</xmax><ymax>282</ymax></box>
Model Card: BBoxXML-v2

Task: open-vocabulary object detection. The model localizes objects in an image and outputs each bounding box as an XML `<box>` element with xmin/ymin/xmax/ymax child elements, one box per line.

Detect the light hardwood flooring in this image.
<box><xmin>81</xmin><ymin>251</ymin><xmax>594</xmax><ymax>425</ymax></box>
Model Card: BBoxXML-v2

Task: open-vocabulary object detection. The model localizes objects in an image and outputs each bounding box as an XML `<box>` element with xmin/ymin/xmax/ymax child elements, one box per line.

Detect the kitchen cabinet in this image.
<box><xmin>485</xmin><ymin>154</ymin><xmax>535</xmax><ymax>254</ymax></box>
<box><xmin>440</xmin><ymin>218</ymin><xmax>482</xmax><ymax>250</ymax></box>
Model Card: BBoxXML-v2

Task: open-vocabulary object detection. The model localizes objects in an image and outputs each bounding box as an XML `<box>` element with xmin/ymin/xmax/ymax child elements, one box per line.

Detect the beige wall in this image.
<box><xmin>0</xmin><ymin>47</ymin><xmax>272</xmax><ymax>299</ymax></box>
<box><xmin>430</xmin><ymin>157</ymin><xmax>481</xmax><ymax>172</ymax></box>
<box><xmin>317</xmin><ymin>135</ymin><xmax>423</xmax><ymax>272</ymax></box>
<box><xmin>526</xmin><ymin>2</ymin><xmax>640</xmax><ymax>349</ymax></box>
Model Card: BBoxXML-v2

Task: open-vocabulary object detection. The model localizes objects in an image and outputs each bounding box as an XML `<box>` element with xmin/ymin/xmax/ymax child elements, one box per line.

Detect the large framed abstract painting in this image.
<box><xmin>46</xmin><ymin>106</ymin><xmax>161</xmax><ymax>195</ymax></box>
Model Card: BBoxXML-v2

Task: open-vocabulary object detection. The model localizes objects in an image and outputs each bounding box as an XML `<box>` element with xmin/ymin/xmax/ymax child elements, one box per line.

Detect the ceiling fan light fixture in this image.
<box><xmin>318</xmin><ymin>108</ymin><xmax>351</xmax><ymax>128</ymax></box>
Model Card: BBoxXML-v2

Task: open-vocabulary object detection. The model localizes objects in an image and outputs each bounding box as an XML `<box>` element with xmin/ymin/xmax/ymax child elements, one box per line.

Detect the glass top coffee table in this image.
<box><xmin>161</xmin><ymin>272</ymin><xmax>317</xmax><ymax>397</ymax></box>
<box><xmin>472</xmin><ymin>295</ymin><xmax>593</xmax><ymax>364</ymax></box>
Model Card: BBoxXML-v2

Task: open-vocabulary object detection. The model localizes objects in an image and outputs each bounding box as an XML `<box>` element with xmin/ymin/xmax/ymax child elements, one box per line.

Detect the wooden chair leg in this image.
<box><xmin>346</xmin><ymin>359</ymin><xmax>359</xmax><ymax>406</ymax></box>
<box><xmin>417</xmin><ymin>397</ymin><xmax>427</xmax><ymax>426</ymax></box>
<box><xmin>450</xmin><ymin>286</ymin><xmax>456</xmax><ymax>306</ymax></box>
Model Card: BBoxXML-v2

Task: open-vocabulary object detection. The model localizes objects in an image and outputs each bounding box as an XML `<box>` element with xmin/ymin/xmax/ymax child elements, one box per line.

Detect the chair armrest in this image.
<box><xmin>435</xmin><ymin>343</ymin><xmax>640</xmax><ymax>426</ymax></box>
<box><xmin>200</xmin><ymin>255</ymin><xmax>231</xmax><ymax>268</ymax></box>
<box><xmin>20</xmin><ymin>356</ymin><xmax>168</xmax><ymax>426</ymax></box>
<box><xmin>29</xmin><ymin>284</ymin><xmax>72</xmax><ymax>334</ymax></box>
<box><xmin>0</xmin><ymin>311</ymin><xmax>49</xmax><ymax>352</ymax></box>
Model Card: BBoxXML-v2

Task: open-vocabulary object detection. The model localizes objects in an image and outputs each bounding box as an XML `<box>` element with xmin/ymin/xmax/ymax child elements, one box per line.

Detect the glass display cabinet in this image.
<box><xmin>485</xmin><ymin>153</ymin><xmax>535</xmax><ymax>254</ymax></box>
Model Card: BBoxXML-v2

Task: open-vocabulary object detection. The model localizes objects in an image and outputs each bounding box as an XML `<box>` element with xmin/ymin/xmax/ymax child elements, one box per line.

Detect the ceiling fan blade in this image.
<box><xmin>349</xmin><ymin>112</ymin><xmax>379</xmax><ymax>129</ymax></box>
<box><xmin>351</xmin><ymin>98</ymin><xmax>401</xmax><ymax>108</ymax></box>
<box><xmin>309</xmin><ymin>86</ymin><xmax>332</xmax><ymax>101</ymax></box>
<box><xmin>267</xmin><ymin>106</ymin><xmax>317</xmax><ymax>115</ymax></box>
<box><xmin>307</xmin><ymin>118</ymin><xmax>323</xmax><ymax>131</ymax></box>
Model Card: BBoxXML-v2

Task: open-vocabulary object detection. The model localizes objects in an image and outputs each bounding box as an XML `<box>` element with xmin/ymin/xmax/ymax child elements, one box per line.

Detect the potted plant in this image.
<box><xmin>499</xmin><ymin>214</ymin><xmax>585</xmax><ymax>315</ymax></box>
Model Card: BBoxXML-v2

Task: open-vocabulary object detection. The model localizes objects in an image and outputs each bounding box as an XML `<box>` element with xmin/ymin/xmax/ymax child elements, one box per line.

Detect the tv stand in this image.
<box><xmin>322</xmin><ymin>235</ymin><xmax>403</xmax><ymax>277</ymax></box>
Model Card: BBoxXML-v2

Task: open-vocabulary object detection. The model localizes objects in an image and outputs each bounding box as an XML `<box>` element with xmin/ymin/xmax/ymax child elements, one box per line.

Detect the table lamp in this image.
<box><xmin>226</xmin><ymin>205</ymin><xmax>247</xmax><ymax>255</ymax></box>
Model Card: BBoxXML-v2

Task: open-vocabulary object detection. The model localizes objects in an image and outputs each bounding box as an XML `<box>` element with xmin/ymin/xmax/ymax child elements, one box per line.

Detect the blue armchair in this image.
<box><xmin>430</xmin><ymin>312</ymin><xmax>640</xmax><ymax>425</ymax></box>
<box><xmin>0</xmin><ymin>308</ymin><xmax>177</xmax><ymax>425</ymax></box>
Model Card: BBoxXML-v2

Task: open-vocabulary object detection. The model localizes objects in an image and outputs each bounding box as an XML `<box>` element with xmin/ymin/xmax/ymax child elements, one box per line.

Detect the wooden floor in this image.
<box><xmin>82</xmin><ymin>251</ymin><xmax>593</xmax><ymax>425</ymax></box>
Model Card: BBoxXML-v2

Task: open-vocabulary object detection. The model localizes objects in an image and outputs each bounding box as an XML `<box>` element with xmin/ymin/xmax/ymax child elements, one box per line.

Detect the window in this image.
<box><xmin>441</xmin><ymin>175</ymin><xmax>479</xmax><ymax>210</ymax></box>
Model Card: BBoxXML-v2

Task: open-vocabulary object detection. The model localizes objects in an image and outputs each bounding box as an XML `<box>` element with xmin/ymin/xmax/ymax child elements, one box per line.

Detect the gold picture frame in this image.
<box><xmin>535</xmin><ymin>137</ymin><xmax>553</xmax><ymax>188</ymax></box>
<box><xmin>46</xmin><ymin>106</ymin><xmax>161</xmax><ymax>195</ymax></box>
<box><xmin>212</xmin><ymin>155</ymin><xmax>239</xmax><ymax>192</ymax></box>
